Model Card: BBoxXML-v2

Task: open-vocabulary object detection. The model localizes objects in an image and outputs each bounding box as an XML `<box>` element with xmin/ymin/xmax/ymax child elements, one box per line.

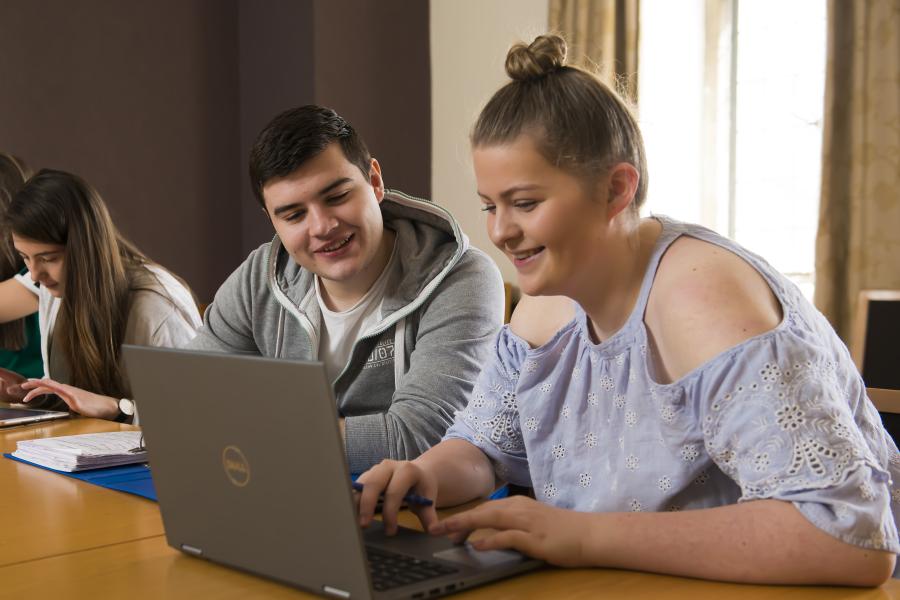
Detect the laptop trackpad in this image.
<box><xmin>433</xmin><ymin>544</ymin><xmax>524</xmax><ymax>568</ymax></box>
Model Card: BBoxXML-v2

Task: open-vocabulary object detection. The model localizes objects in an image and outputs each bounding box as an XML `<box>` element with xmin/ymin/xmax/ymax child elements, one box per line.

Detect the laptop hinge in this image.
<box><xmin>180</xmin><ymin>544</ymin><xmax>203</xmax><ymax>556</ymax></box>
<box><xmin>322</xmin><ymin>585</ymin><xmax>351</xmax><ymax>598</ymax></box>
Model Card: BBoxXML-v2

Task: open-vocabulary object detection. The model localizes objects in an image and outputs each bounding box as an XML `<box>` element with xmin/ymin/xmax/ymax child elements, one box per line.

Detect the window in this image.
<box><xmin>638</xmin><ymin>0</ymin><xmax>827</xmax><ymax>298</ymax></box>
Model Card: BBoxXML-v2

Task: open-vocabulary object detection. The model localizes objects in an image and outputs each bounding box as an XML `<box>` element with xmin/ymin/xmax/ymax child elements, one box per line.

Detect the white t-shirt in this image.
<box><xmin>315</xmin><ymin>242</ymin><xmax>399</xmax><ymax>384</ymax></box>
<box><xmin>15</xmin><ymin>265</ymin><xmax>202</xmax><ymax>391</ymax></box>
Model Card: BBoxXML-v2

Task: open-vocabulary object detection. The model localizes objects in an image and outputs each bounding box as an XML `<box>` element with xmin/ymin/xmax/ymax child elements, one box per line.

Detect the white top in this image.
<box><xmin>315</xmin><ymin>242</ymin><xmax>398</xmax><ymax>384</ymax></box>
<box><xmin>15</xmin><ymin>265</ymin><xmax>202</xmax><ymax>389</ymax></box>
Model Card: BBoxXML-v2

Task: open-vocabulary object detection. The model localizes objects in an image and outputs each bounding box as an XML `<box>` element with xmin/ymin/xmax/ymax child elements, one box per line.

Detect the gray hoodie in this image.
<box><xmin>189</xmin><ymin>190</ymin><xmax>504</xmax><ymax>472</ymax></box>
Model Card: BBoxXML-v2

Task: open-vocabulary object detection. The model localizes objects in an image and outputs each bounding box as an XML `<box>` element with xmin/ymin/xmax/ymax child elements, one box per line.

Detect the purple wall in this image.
<box><xmin>313</xmin><ymin>0</ymin><xmax>431</xmax><ymax>200</ymax></box>
<box><xmin>0</xmin><ymin>0</ymin><xmax>430</xmax><ymax>302</ymax></box>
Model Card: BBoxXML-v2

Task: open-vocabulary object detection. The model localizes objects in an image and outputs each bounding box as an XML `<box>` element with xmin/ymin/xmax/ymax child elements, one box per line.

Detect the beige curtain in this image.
<box><xmin>549</xmin><ymin>0</ymin><xmax>640</xmax><ymax>102</ymax></box>
<box><xmin>814</xmin><ymin>0</ymin><xmax>900</xmax><ymax>342</ymax></box>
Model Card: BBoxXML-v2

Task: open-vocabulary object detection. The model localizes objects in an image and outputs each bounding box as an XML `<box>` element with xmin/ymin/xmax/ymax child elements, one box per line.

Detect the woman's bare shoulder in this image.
<box><xmin>646</xmin><ymin>236</ymin><xmax>782</xmax><ymax>381</ymax></box>
<box><xmin>509</xmin><ymin>294</ymin><xmax>576</xmax><ymax>349</ymax></box>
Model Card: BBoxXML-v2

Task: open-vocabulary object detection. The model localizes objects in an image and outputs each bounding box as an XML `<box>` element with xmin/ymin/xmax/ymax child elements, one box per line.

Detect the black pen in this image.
<box><xmin>351</xmin><ymin>481</ymin><xmax>433</xmax><ymax>506</ymax></box>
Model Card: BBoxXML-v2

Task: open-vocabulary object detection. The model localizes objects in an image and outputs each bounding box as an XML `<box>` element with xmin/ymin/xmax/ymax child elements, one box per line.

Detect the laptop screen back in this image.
<box><xmin>123</xmin><ymin>346</ymin><xmax>373</xmax><ymax>598</ymax></box>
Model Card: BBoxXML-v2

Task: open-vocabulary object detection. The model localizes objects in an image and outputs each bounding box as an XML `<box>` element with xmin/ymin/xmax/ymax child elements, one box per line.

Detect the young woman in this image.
<box><xmin>0</xmin><ymin>168</ymin><xmax>201</xmax><ymax>420</ymax></box>
<box><xmin>355</xmin><ymin>35</ymin><xmax>900</xmax><ymax>586</ymax></box>
<box><xmin>0</xmin><ymin>153</ymin><xmax>42</xmax><ymax>388</ymax></box>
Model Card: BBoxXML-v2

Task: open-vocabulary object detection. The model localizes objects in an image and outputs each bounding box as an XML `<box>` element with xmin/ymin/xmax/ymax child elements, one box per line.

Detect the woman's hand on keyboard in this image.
<box><xmin>354</xmin><ymin>459</ymin><xmax>440</xmax><ymax>536</ymax></box>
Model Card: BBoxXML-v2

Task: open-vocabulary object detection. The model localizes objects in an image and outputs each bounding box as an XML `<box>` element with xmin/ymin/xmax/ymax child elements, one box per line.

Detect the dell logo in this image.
<box><xmin>222</xmin><ymin>445</ymin><xmax>250</xmax><ymax>487</ymax></box>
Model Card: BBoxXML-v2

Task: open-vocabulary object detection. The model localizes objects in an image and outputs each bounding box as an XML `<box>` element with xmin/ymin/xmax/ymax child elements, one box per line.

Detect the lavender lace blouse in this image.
<box><xmin>444</xmin><ymin>216</ymin><xmax>900</xmax><ymax>555</ymax></box>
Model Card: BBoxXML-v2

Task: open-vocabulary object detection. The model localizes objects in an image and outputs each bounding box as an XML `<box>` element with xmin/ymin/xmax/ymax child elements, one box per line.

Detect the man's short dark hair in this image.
<box><xmin>249</xmin><ymin>105</ymin><xmax>372</xmax><ymax>207</ymax></box>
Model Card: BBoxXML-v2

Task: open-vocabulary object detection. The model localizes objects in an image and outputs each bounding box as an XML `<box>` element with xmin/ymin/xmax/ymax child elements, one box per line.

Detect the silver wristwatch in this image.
<box><xmin>116</xmin><ymin>398</ymin><xmax>136</xmax><ymax>422</ymax></box>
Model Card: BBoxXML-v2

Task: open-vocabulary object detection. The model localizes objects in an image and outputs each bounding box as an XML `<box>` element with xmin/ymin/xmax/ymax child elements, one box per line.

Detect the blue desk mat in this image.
<box><xmin>3</xmin><ymin>453</ymin><xmax>508</xmax><ymax>503</ymax></box>
<box><xmin>3</xmin><ymin>453</ymin><xmax>157</xmax><ymax>501</ymax></box>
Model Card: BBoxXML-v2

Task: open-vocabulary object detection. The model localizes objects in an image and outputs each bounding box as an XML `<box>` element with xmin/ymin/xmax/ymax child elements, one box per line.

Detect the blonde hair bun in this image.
<box><xmin>505</xmin><ymin>34</ymin><xmax>568</xmax><ymax>82</ymax></box>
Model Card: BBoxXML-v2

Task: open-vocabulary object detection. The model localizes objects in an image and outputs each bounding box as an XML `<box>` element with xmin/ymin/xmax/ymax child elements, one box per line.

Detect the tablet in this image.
<box><xmin>0</xmin><ymin>407</ymin><xmax>70</xmax><ymax>428</ymax></box>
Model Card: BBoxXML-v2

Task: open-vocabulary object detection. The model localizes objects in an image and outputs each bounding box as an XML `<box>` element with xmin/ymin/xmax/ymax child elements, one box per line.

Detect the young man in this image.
<box><xmin>189</xmin><ymin>105</ymin><xmax>504</xmax><ymax>473</ymax></box>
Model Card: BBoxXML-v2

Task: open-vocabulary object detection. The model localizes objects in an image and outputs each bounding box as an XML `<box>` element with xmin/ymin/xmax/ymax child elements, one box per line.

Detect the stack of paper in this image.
<box><xmin>12</xmin><ymin>431</ymin><xmax>147</xmax><ymax>472</ymax></box>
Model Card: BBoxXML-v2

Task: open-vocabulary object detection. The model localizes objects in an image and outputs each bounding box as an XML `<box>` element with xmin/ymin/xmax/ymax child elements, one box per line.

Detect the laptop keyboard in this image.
<box><xmin>366</xmin><ymin>547</ymin><xmax>459</xmax><ymax>592</ymax></box>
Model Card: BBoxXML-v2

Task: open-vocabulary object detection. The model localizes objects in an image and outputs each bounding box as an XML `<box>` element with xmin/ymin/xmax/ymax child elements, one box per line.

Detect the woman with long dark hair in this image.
<box><xmin>0</xmin><ymin>168</ymin><xmax>201</xmax><ymax>420</ymax></box>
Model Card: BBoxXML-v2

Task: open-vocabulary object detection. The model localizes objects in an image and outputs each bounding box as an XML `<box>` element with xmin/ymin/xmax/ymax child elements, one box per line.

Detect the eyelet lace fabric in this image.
<box><xmin>444</xmin><ymin>216</ymin><xmax>900</xmax><ymax>555</ymax></box>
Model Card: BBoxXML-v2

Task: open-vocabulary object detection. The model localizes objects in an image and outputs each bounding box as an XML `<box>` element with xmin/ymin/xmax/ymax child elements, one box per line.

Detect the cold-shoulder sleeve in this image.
<box><xmin>443</xmin><ymin>326</ymin><xmax>533</xmax><ymax>487</ymax></box>
<box><xmin>694</xmin><ymin>329</ymin><xmax>899</xmax><ymax>552</ymax></box>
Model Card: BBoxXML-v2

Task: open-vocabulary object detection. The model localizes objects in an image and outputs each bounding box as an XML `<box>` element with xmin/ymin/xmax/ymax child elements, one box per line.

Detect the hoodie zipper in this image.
<box><xmin>265</xmin><ymin>240</ymin><xmax>319</xmax><ymax>358</ymax></box>
<box><xmin>351</xmin><ymin>189</ymin><xmax>467</xmax><ymax>337</ymax></box>
<box><xmin>329</xmin><ymin>190</ymin><xmax>468</xmax><ymax>386</ymax></box>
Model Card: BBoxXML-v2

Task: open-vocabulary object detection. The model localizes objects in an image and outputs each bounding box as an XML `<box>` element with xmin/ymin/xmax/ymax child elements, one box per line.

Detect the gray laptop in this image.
<box><xmin>123</xmin><ymin>345</ymin><xmax>541</xmax><ymax>600</ymax></box>
<box><xmin>0</xmin><ymin>406</ymin><xmax>69</xmax><ymax>428</ymax></box>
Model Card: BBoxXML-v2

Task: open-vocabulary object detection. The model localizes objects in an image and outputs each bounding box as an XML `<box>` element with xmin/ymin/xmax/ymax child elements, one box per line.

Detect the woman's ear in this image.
<box><xmin>605</xmin><ymin>162</ymin><xmax>640</xmax><ymax>221</ymax></box>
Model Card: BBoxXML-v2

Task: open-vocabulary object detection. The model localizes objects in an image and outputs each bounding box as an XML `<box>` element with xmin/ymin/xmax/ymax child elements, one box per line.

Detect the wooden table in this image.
<box><xmin>0</xmin><ymin>417</ymin><xmax>163</xmax><ymax>568</ymax></box>
<box><xmin>1</xmin><ymin>418</ymin><xmax>898</xmax><ymax>599</ymax></box>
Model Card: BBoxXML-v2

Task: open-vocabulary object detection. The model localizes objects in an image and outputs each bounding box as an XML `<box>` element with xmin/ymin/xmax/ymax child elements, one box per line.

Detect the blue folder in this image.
<box><xmin>3</xmin><ymin>453</ymin><xmax>157</xmax><ymax>501</ymax></box>
<box><xmin>3</xmin><ymin>453</ymin><xmax>507</xmax><ymax>503</ymax></box>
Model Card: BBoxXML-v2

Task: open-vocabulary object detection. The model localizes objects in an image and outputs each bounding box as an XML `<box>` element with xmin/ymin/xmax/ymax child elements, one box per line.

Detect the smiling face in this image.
<box><xmin>12</xmin><ymin>235</ymin><xmax>66</xmax><ymax>297</ymax></box>
<box><xmin>473</xmin><ymin>135</ymin><xmax>620</xmax><ymax>298</ymax></box>
<box><xmin>262</xmin><ymin>142</ymin><xmax>391</xmax><ymax>301</ymax></box>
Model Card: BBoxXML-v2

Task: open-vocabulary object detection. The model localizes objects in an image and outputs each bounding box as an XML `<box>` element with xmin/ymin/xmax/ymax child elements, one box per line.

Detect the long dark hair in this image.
<box><xmin>5</xmin><ymin>169</ymin><xmax>180</xmax><ymax>397</ymax></box>
<box><xmin>0</xmin><ymin>153</ymin><xmax>32</xmax><ymax>350</ymax></box>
